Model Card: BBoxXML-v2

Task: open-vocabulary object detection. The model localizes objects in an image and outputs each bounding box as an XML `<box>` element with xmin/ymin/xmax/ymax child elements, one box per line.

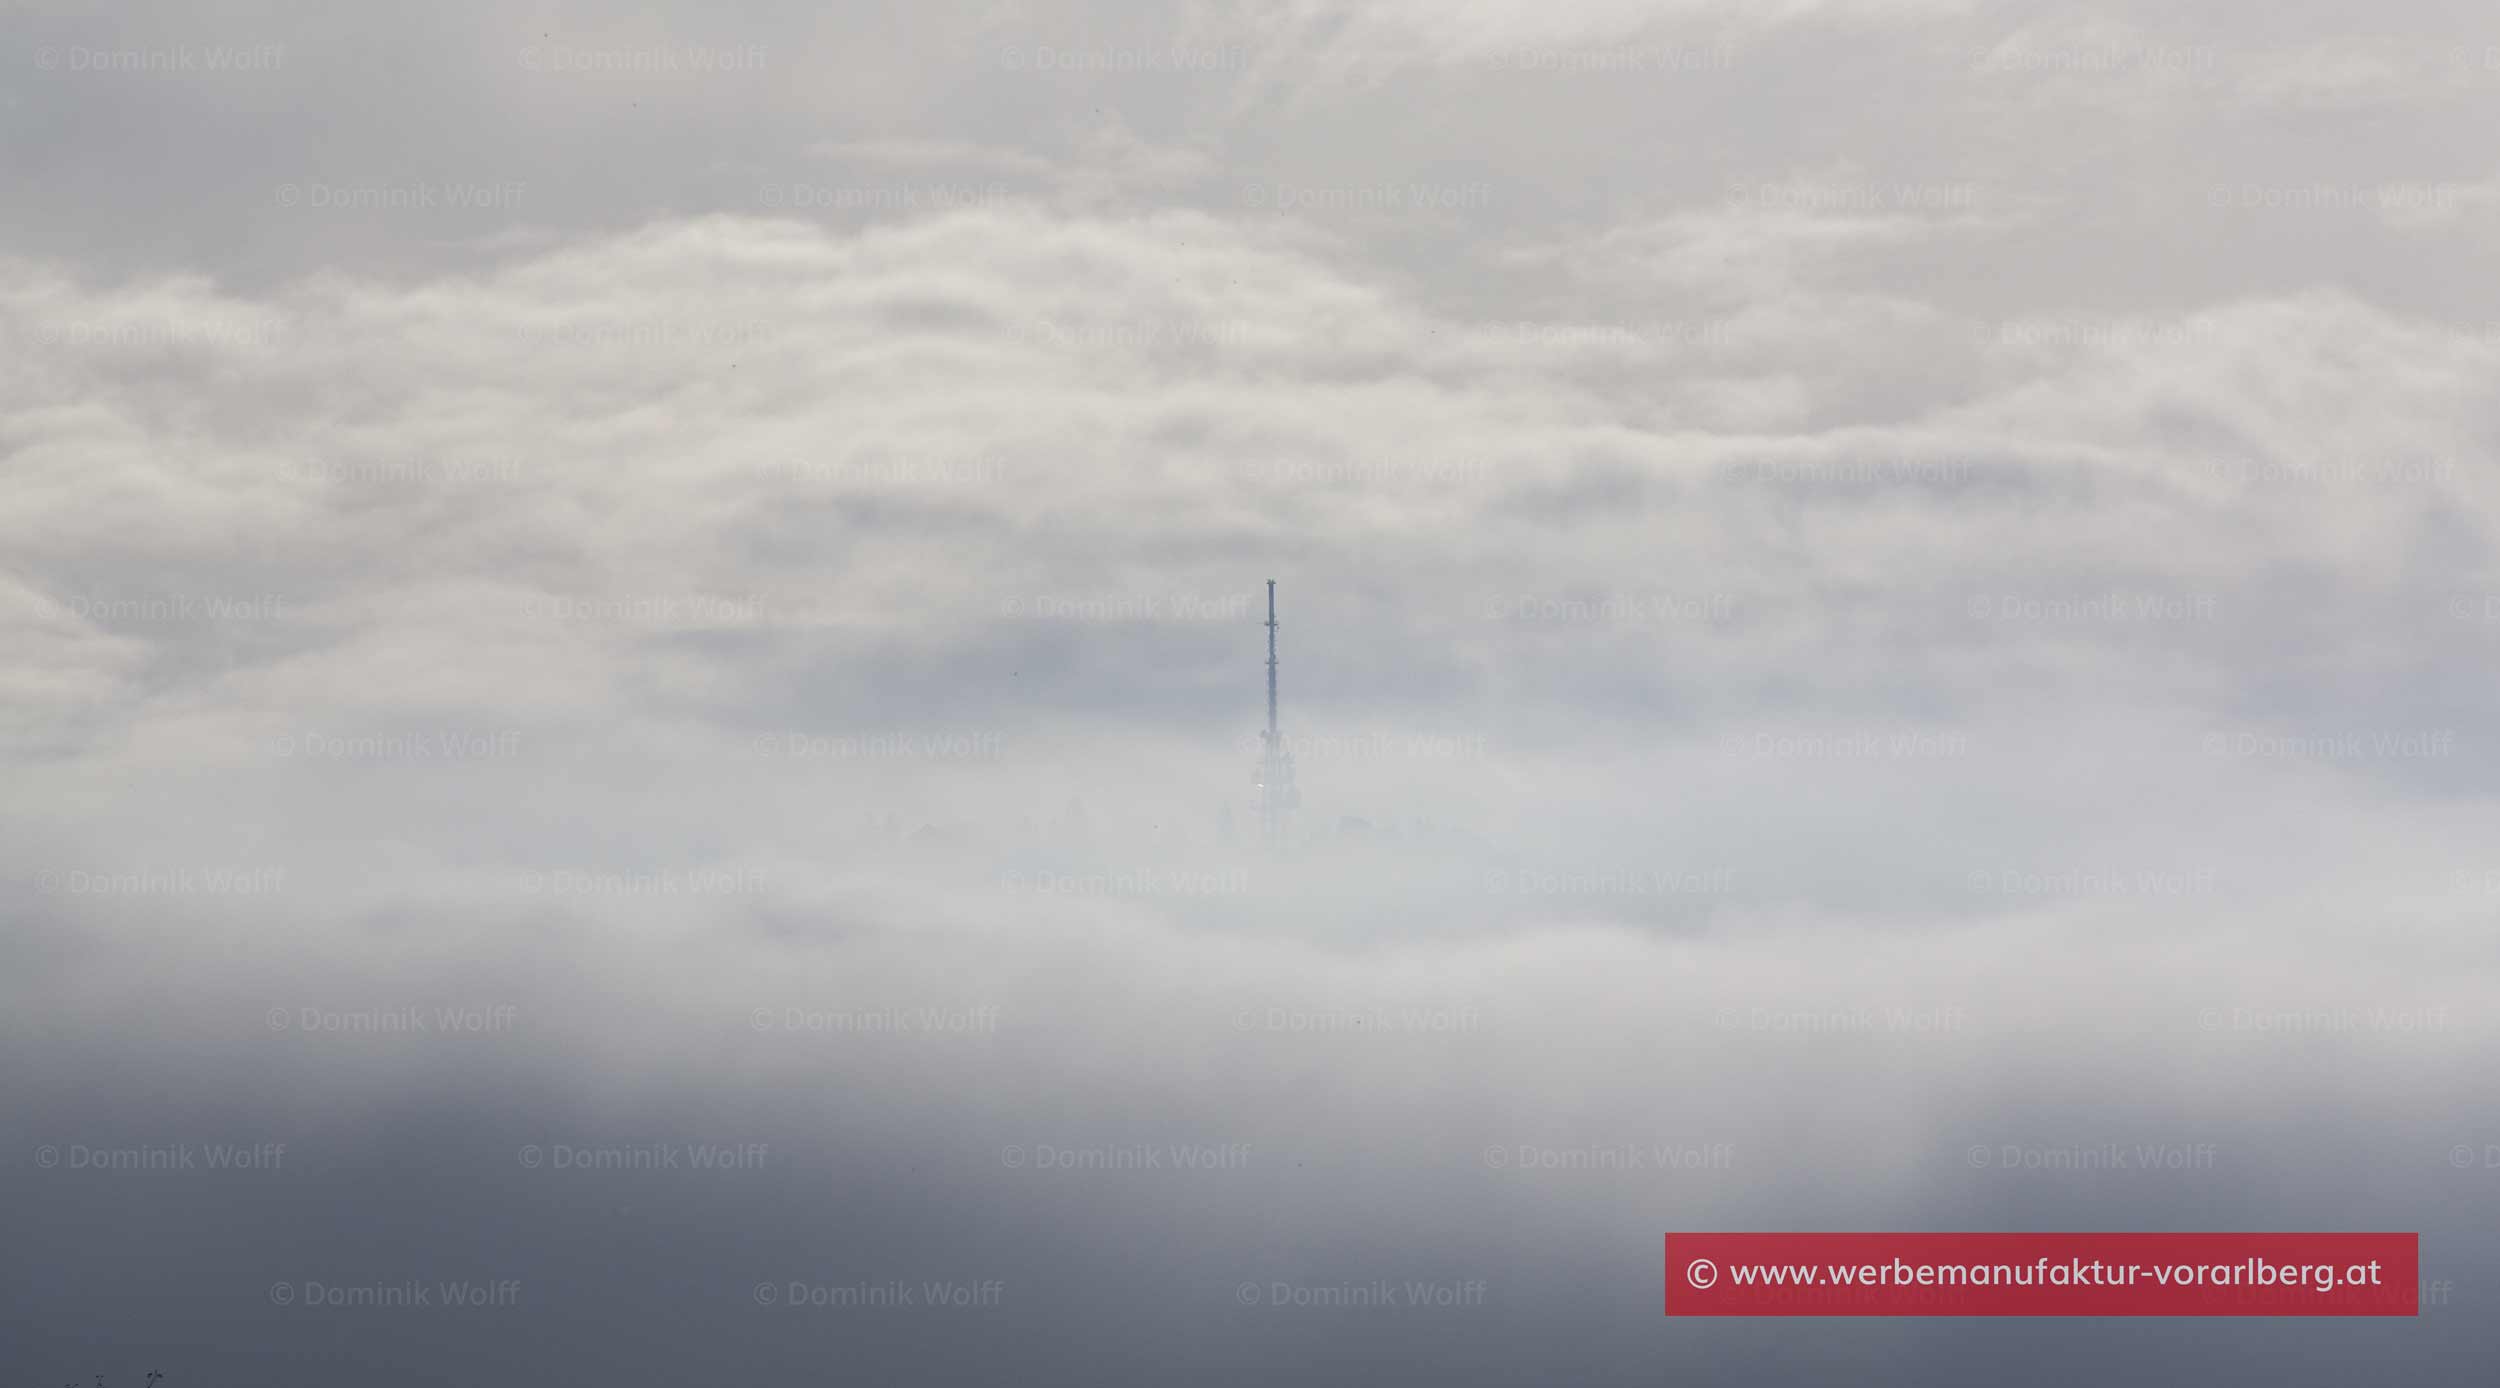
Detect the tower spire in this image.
<box><xmin>1257</xmin><ymin>579</ymin><xmax>1298</xmax><ymax>841</ymax></box>
<box><xmin>1266</xmin><ymin>580</ymin><xmax>1280</xmax><ymax>739</ymax></box>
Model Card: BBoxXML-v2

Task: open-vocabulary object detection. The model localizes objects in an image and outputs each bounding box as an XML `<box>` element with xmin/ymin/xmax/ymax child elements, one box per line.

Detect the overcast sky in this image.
<box><xmin>5</xmin><ymin>1</ymin><xmax>2498</xmax><ymax>1382</ymax></box>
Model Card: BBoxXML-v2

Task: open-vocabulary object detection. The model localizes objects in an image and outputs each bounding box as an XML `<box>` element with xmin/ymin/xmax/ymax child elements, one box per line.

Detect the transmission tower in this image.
<box><xmin>1257</xmin><ymin>579</ymin><xmax>1300</xmax><ymax>841</ymax></box>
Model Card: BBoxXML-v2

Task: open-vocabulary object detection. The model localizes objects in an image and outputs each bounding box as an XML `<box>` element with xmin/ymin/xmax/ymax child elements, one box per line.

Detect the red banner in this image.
<box><xmin>1664</xmin><ymin>1233</ymin><xmax>2417</xmax><ymax>1316</ymax></box>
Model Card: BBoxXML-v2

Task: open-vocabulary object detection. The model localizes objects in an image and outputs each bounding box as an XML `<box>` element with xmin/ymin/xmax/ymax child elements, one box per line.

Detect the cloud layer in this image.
<box><xmin>5</xmin><ymin>0</ymin><xmax>2498</xmax><ymax>1381</ymax></box>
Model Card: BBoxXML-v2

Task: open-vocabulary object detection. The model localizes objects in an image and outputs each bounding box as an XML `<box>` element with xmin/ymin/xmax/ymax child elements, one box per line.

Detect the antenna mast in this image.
<box><xmin>1265</xmin><ymin>580</ymin><xmax>1280</xmax><ymax>739</ymax></box>
<box><xmin>1257</xmin><ymin>579</ymin><xmax>1298</xmax><ymax>841</ymax></box>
